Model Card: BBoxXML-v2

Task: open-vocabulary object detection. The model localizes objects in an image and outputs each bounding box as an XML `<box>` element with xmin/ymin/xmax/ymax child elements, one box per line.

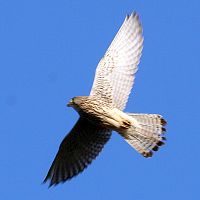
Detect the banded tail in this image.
<box><xmin>120</xmin><ymin>113</ymin><xmax>167</xmax><ymax>158</ymax></box>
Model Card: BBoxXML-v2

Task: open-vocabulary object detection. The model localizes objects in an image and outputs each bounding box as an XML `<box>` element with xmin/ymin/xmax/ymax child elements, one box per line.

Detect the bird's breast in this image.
<box><xmin>76</xmin><ymin>100</ymin><xmax>137</xmax><ymax>131</ymax></box>
<box><xmin>85</xmin><ymin>107</ymin><xmax>136</xmax><ymax>131</ymax></box>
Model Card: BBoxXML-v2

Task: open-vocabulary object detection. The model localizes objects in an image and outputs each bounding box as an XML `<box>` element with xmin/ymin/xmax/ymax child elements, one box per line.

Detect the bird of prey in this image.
<box><xmin>44</xmin><ymin>12</ymin><xmax>167</xmax><ymax>187</ymax></box>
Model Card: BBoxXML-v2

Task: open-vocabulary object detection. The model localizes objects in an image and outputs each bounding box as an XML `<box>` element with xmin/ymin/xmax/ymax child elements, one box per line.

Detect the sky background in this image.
<box><xmin>1</xmin><ymin>0</ymin><xmax>200</xmax><ymax>199</ymax></box>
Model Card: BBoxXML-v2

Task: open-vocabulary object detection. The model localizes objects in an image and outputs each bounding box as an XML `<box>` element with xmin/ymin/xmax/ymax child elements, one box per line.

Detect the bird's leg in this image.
<box><xmin>121</xmin><ymin>120</ymin><xmax>131</xmax><ymax>129</ymax></box>
<box><xmin>107</xmin><ymin>108</ymin><xmax>131</xmax><ymax>129</ymax></box>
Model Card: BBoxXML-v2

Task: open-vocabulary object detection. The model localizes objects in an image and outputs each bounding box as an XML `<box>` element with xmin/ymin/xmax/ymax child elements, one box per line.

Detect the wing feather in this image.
<box><xmin>44</xmin><ymin>118</ymin><xmax>111</xmax><ymax>186</ymax></box>
<box><xmin>90</xmin><ymin>12</ymin><xmax>143</xmax><ymax>110</ymax></box>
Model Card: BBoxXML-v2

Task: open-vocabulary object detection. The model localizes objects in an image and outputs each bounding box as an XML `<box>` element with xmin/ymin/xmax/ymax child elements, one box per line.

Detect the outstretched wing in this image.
<box><xmin>44</xmin><ymin>118</ymin><xmax>111</xmax><ymax>186</ymax></box>
<box><xmin>90</xmin><ymin>12</ymin><xmax>143</xmax><ymax>110</ymax></box>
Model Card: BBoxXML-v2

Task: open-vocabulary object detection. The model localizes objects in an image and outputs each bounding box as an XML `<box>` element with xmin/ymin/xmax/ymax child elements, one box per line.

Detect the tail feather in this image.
<box><xmin>120</xmin><ymin>113</ymin><xmax>167</xmax><ymax>158</ymax></box>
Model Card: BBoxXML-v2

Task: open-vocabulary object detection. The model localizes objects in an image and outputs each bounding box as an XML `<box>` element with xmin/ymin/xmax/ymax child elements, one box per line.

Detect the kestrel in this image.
<box><xmin>44</xmin><ymin>12</ymin><xmax>167</xmax><ymax>186</ymax></box>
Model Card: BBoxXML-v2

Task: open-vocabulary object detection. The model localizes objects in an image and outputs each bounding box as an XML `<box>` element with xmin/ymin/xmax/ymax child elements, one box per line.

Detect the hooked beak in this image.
<box><xmin>67</xmin><ymin>99</ymin><xmax>73</xmax><ymax>107</ymax></box>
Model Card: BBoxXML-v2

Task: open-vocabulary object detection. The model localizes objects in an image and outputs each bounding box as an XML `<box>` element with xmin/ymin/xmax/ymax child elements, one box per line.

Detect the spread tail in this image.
<box><xmin>120</xmin><ymin>113</ymin><xmax>167</xmax><ymax>158</ymax></box>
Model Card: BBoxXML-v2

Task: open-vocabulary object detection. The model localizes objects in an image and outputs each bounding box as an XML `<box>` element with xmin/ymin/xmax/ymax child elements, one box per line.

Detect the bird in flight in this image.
<box><xmin>44</xmin><ymin>12</ymin><xmax>167</xmax><ymax>187</ymax></box>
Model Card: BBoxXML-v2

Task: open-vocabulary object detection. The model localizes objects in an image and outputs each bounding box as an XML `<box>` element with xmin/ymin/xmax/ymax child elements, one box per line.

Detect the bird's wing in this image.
<box><xmin>90</xmin><ymin>12</ymin><xmax>143</xmax><ymax>110</ymax></box>
<box><xmin>44</xmin><ymin>117</ymin><xmax>111</xmax><ymax>186</ymax></box>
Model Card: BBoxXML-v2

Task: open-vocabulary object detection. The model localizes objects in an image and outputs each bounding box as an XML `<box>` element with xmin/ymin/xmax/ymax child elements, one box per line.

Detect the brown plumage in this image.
<box><xmin>44</xmin><ymin>12</ymin><xmax>167</xmax><ymax>187</ymax></box>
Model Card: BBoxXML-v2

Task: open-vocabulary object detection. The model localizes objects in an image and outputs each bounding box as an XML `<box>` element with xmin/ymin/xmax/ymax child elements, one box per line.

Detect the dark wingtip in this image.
<box><xmin>126</xmin><ymin>11</ymin><xmax>138</xmax><ymax>20</ymax></box>
<box><xmin>45</xmin><ymin>178</ymin><xmax>60</xmax><ymax>188</ymax></box>
<box><xmin>161</xmin><ymin>118</ymin><xmax>167</xmax><ymax>126</ymax></box>
<box><xmin>43</xmin><ymin>179</ymin><xmax>52</xmax><ymax>188</ymax></box>
<box><xmin>162</xmin><ymin>137</ymin><xmax>167</xmax><ymax>141</ymax></box>
<box><xmin>43</xmin><ymin>171</ymin><xmax>56</xmax><ymax>188</ymax></box>
<box><xmin>152</xmin><ymin>145</ymin><xmax>159</xmax><ymax>151</ymax></box>
<box><xmin>157</xmin><ymin>141</ymin><xmax>165</xmax><ymax>146</ymax></box>
<box><xmin>49</xmin><ymin>181</ymin><xmax>56</xmax><ymax>188</ymax></box>
<box><xmin>143</xmin><ymin>151</ymin><xmax>153</xmax><ymax>158</ymax></box>
<box><xmin>162</xmin><ymin>127</ymin><xmax>166</xmax><ymax>132</ymax></box>
<box><xmin>43</xmin><ymin>176</ymin><xmax>48</xmax><ymax>184</ymax></box>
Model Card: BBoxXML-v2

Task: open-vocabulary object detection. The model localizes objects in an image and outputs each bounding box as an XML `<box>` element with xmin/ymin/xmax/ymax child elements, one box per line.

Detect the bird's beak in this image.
<box><xmin>67</xmin><ymin>99</ymin><xmax>73</xmax><ymax>107</ymax></box>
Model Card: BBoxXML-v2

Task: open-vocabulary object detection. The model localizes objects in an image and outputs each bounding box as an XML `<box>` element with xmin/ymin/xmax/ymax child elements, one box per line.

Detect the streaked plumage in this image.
<box><xmin>44</xmin><ymin>12</ymin><xmax>167</xmax><ymax>187</ymax></box>
<box><xmin>90</xmin><ymin>13</ymin><xmax>143</xmax><ymax>110</ymax></box>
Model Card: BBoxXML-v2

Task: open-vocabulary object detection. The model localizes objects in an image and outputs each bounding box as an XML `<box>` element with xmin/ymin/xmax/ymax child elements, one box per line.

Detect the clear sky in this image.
<box><xmin>1</xmin><ymin>0</ymin><xmax>200</xmax><ymax>199</ymax></box>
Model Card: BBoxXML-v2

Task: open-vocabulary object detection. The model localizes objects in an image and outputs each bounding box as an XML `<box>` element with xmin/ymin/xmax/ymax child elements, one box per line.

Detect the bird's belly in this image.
<box><xmin>79</xmin><ymin>105</ymin><xmax>138</xmax><ymax>131</ymax></box>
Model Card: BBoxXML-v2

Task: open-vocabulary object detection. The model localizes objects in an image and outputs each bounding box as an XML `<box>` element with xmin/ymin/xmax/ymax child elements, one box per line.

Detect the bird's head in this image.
<box><xmin>67</xmin><ymin>96</ymin><xmax>87</xmax><ymax>109</ymax></box>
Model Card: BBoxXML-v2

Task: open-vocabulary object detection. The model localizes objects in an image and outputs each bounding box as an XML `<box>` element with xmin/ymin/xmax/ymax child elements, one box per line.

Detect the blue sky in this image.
<box><xmin>1</xmin><ymin>0</ymin><xmax>200</xmax><ymax>199</ymax></box>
